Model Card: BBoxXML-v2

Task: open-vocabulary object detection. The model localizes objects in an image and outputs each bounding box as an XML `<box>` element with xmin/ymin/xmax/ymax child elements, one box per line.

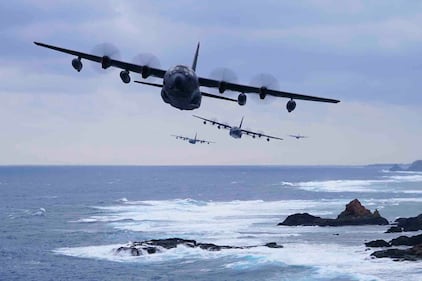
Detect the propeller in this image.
<box><xmin>132</xmin><ymin>53</ymin><xmax>161</xmax><ymax>80</ymax></box>
<box><xmin>249</xmin><ymin>73</ymin><xmax>279</xmax><ymax>104</ymax></box>
<box><xmin>91</xmin><ymin>42</ymin><xmax>121</xmax><ymax>72</ymax></box>
<box><xmin>210</xmin><ymin>67</ymin><xmax>238</xmax><ymax>94</ymax></box>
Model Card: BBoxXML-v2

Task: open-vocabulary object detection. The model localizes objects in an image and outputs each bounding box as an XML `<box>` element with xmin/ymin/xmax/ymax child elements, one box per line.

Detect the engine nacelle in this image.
<box><xmin>101</xmin><ymin>56</ymin><xmax>112</xmax><ymax>69</ymax></box>
<box><xmin>218</xmin><ymin>81</ymin><xmax>227</xmax><ymax>94</ymax></box>
<box><xmin>237</xmin><ymin>93</ymin><xmax>247</xmax><ymax>106</ymax></box>
<box><xmin>286</xmin><ymin>99</ymin><xmax>296</xmax><ymax>113</ymax></box>
<box><xmin>71</xmin><ymin>57</ymin><xmax>82</xmax><ymax>72</ymax></box>
<box><xmin>120</xmin><ymin>70</ymin><xmax>131</xmax><ymax>84</ymax></box>
<box><xmin>141</xmin><ymin>66</ymin><xmax>151</xmax><ymax>79</ymax></box>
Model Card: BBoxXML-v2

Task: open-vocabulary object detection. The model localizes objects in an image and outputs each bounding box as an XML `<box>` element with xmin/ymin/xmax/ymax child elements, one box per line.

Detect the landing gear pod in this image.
<box><xmin>71</xmin><ymin>57</ymin><xmax>82</xmax><ymax>72</ymax></box>
<box><xmin>237</xmin><ymin>93</ymin><xmax>247</xmax><ymax>106</ymax></box>
<box><xmin>120</xmin><ymin>70</ymin><xmax>130</xmax><ymax>84</ymax></box>
<box><xmin>286</xmin><ymin>99</ymin><xmax>296</xmax><ymax>113</ymax></box>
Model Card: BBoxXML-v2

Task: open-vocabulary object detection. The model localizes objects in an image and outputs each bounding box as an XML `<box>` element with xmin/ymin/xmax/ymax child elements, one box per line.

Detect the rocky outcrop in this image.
<box><xmin>114</xmin><ymin>238</ymin><xmax>283</xmax><ymax>256</ymax></box>
<box><xmin>385</xmin><ymin>214</ymin><xmax>422</xmax><ymax>233</ymax></box>
<box><xmin>278</xmin><ymin>199</ymin><xmax>388</xmax><ymax>227</ymax></box>
<box><xmin>407</xmin><ymin>160</ymin><xmax>422</xmax><ymax>171</ymax></box>
<box><xmin>371</xmin><ymin>244</ymin><xmax>422</xmax><ymax>261</ymax></box>
<box><xmin>389</xmin><ymin>164</ymin><xmax>403</xmax><ymax>171</ymax></box>
<box><xmin>365</xmin><ymin>239</ymin><xmax>391</xmax><ymax>248</ymax></box>
<box><xmin>366</xmin><ymin>234</ymin><xmax>422</xmax><ymax>261</ymax></box>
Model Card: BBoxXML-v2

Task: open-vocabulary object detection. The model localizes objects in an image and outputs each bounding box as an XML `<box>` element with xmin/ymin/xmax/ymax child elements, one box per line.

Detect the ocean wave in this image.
<box><xmin>280</xmin><ymin>174</ymin><xmax>422</xmax><ymax>193</ymax></box>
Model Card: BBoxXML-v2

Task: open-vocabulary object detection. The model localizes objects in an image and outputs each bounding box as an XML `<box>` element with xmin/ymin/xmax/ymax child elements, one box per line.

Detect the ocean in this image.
<box><xmin>1</xmin><ymin>166</ymin><xmax>421</xmax><ymax>281</ymax></box>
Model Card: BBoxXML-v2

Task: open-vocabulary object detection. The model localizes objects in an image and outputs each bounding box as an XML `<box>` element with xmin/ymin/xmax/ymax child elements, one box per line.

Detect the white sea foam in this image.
<box><xmin>280</xmin><ymin>173</ymin><xmax>422</xmax><ymax>193</ymax></box>
<box><xmin>56</xmin><ymin>198</ymin><xmax>422</xmax><ymax>280</ymax></box>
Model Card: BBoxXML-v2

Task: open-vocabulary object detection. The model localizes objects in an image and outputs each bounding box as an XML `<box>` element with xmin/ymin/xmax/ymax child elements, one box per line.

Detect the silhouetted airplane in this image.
<box><xmin>193</xmin><ymin>115</ymin><xmax>282</xmax><ymax>142</ymax></box>
<box><xmin>171</xmin><ymin>133</ymin><xmax>214</xmax><ymax>144</ymax></box>
<box><xmin>34</xmin><ymin>41</ymin><xmax>340</xmax><ymax>111</ymax></box>
<box><xmin>289</xmin><ymin>134</ymin><xmax>308</xmax><ymax>140</ymax></box>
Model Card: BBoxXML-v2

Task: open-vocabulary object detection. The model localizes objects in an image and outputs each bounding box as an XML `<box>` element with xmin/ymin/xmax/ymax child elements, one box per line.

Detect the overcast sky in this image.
<box><xmin>0</xmin><ymin>0</ymin><xmax>421</xmax><ymax>165</ymax></box>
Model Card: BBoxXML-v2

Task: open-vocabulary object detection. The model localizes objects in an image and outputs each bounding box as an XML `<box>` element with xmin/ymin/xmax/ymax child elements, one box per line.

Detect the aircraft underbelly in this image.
<box><xmin>162</xmin><ymin>88</ymin><xmax>201</xmax><ymax>110</ymax></box>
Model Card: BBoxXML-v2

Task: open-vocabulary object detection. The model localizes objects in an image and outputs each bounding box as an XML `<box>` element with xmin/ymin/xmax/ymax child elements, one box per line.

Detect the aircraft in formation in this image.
<box><xmin>171</xmin><ymin>133</ymin><xmax>214</xmax><ymax>144</ymax></box>
<box><xmin>193</xmin><ymin>115</ymin><xmax>283</xmax><ymax>142</ymax></box>
<box><xmin>289</xmin><ymin>134</ymin><xmax>308</xmax><ymax>140</ymax></box>
<box><xmin>34</xmin><ymin>41</ymin><xmax>340</xmax><ymax>112</ymax></box>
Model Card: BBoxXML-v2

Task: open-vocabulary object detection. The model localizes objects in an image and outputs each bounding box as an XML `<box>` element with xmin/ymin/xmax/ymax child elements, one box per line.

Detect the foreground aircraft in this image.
<box><xmin>289</xmin><ymin>134</ymin><xmax>308</xmax><ymax>140</ymax></box>
<box><xmin>193</xmin><ymin>115</ymin><xmax>283</xmax><ymax>142</ymax></box>
<box><xmin>171</xmin><ymin>133</ymin><xmax>214</xmax><ymax>144</ymax></box>
<box><xmin>34</xmin><ymin>41</ymin><xmax>340</xmax><ymax>112</ymax></box>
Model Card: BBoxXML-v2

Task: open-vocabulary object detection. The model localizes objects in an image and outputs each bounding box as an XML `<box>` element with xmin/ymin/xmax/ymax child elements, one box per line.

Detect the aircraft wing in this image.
<box><xmin>241</xmin><ymin>129</ymin><xmax>283</xmax><ymax>141</ymax></box>
<box><xmin>198</xmin><ymin>77</ymin><xmax>340</xmax><ymax>103</ymax></box>
<box><xmin>134</xmin><ymin>81</ymin><xmax>238</xmax><ymax>103</ymax></box>
<box><xmin>192</xmin><ymin>115</ymin><xmax>232</xmax><ymax>129</ymax></box>
<box><xmin>289</xmin><ymin>135</ymin><xmax>308</xmax><ymax>139</ymax></box>
<box><xmin>171</xmin><ymin>134</ymin><xmax>189</xmax><ymax>141</ymax></box>
<box><xmin>34</xmin><ymin>42</ymin><xmax>166</xmax><ymax>78</ymax></box>
<box><xmin>196</xmin><ymin>138</ymin><xmax>215</xmax><ymax>144</ymax></box>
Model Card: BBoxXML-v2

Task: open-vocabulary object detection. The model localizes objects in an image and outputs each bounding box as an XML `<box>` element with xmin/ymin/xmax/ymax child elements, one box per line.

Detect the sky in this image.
<box><xmin>0</xmin><ymin>0</ymin><xmax>421</xmax><ymax>165</ymax></box>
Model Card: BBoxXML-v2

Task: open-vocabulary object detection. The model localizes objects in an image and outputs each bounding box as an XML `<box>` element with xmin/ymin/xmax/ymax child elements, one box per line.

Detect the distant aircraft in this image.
<box><xmin>34</xmin><ymin>41</ymin><xmax>340</xmax><ymax>112</ymax></box>
<box><xmin>289</xmin><ymin>134</ymin><xmax>308</xmax><ymax>140</ymax></box>
<box><xmin>171</xmin><ymin>133</ymin><xmax>214</xmax><ymax>144</ymax></box>
<box><xmin>193</xmin><ymin>115</ymin><xmax>283</xmax><ymax>142</ymax></box>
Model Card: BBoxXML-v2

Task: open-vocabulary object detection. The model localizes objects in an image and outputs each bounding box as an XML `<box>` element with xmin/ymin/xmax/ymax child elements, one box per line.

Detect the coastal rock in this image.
<box><xmin>389</xmin><ymin>164</ymin><xmax>403</xmax><ymax>171</ymax></box>
<box><xmin>371</xmin><ymin>244</ymin><xmax>422</xmax><ymax>261</ymax></box>
<box><xmin>365</xmin><ymin>239</ymin><xmax>391</xmax><ymax>248</ymax></box>
<box><xmin>385</xmin><ymin>226</ymin><xmax>403</xmax><ymax>233</ymax></box>
<box><xmin>115</xmin><ymin>238</ymin><xmax>283</xmax><ymax>256</ymax></box>
<box><xmin>386</xmin><ymin>214</ymin><xmax>422</xmax><ymax>233</ymax></box>
<box><xmin>390</xmin><ymin>234</ymin><xmax>422</xmax><ymax>246</ymax></box>
<box><xmin>278</xmin><ymin>199</ymin><xmax>389</xmax><ymax>227</ymax></box>
<box><xmin>407</xmin><ymin>160</ymin><xmax>422</xmax><ymax>171</ymax></box>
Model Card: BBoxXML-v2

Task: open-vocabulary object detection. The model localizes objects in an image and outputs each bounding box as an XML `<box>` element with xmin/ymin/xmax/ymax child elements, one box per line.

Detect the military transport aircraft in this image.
<box><xmin>193</xmin><ymin>115</ymin><xmax>283</xmax><ymax>142</ymax></box>
<box><xmin>289</xmin><ymin>134</ymin><xmax>308</xmax><ymax>140</ymax></box>
<box><xmin>171</xmin><ymin>133</ymin><xmax>214</xmax><ymax>144</ymax></box>
<box><xmin>34</xmin><ymin>41</ymin><xmax>340</xmax><ymax>112</ymax></box>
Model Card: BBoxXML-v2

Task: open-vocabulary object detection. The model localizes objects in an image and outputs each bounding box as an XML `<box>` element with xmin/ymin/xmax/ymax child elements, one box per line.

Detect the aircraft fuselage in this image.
<box><xmin>161</xmin><ymin>65</ymin><xmax>201</xmax><ymax>110</ymax></box>
<box><xmin>229</xmin><ymin>127</ymin><xmax>242</xmax><ymax>139</ymax></box>
<box><xmin>188</xmin><ymin>138</ymin><xmax>197</xmax><ymax>144</ymax></box>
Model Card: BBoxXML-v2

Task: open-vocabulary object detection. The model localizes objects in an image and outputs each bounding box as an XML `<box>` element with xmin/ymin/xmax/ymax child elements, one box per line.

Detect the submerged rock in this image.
<box><xmin>115</xmin><ymin>238</ymin><xmax>283</xmax><ymax>256</ymax></box>
<box><xmin>278</xmin><ymin>199</ymin><xmax>389</xmax><ymax>227</ymax></box>
<box><xmin>389</xmin><ymin>164</ymin><xmax>403</xmax><ymax>171</ymax></box>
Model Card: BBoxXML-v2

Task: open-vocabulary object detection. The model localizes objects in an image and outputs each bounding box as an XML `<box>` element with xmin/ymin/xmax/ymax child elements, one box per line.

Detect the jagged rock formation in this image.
<box><xmin>114</xmin><ymin>238</ymin><xmax>283</xmax><ymax>256</ymax></box>
<box><xmin>278</xmin><ymin>199</ymin><xmax>389</xmax><ymax>227</ymax></box>
<box><xmin>385</xmin><ymin>214</ymin><xmax>422</xmax><ymax>233</ymax></box>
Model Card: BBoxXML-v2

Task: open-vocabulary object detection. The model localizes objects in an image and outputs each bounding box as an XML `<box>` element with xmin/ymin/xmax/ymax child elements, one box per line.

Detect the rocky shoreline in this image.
<box><xmin>115</xmin><ymin>238</ymin><xmax>283</xmax><ymax>256</ymax></box>
<box><xmin>365</xmin><ymin>234</ymin><xmax>422</xmax><ymax>261</ymax></box>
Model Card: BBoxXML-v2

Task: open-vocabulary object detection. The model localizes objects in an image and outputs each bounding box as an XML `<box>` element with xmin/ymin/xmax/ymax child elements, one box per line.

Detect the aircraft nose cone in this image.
<box><xmin>174</xmin><ymin>75</ymin><xmax>184</xmax><ymax>90</ymax></box>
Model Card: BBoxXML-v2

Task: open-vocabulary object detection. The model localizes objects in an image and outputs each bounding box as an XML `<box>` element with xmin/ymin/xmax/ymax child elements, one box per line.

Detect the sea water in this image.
<box><xmin>1</xmin><ymin>166</ymin><xmax>421</xmax><ymax>280</ymax></box>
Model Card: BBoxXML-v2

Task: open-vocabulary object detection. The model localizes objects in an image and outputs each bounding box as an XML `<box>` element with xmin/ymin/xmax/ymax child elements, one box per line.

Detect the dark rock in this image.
<box><xmin>390</xmin><ymin>234</ymin><xmax>422</xmax><ymax>246</ymax></box>
<box><xmin>388</xmin><ymin>214</ymin><xmax>422</xmax><ymax>232</ymax></box>
<box><xmin>385</xmin><ymin>226</ymin><xmax>403</xmax><ymax>233</ymax></box>
<box><xmin>407</xmin><ymin>160</ymin><xmax>422</xmax><ymax>171</ymax></box>
<box><xmin>278</xmin><ymin>213</ymin><xmax>323</xmax><ymax>226</ymax></box>
<box><xmin>114</xmin><ymin>238</ymin><xmax>283</xmax><ymax>256</ymax></box>
<box><xmin>389</xmin><ymin>164</ymin><xmax>403</xmax><ymax>171</ymax></box>
<box><xmin>264</xmin><ymin>242</ymin><xmax>283</xmax><ymax>248</ymax></box>
<box><xmin>278</xmin><ymin>199</ymin><xmax>389</xmax><ymax>227</ymax></box>
<box><xmin>365</xmin><ymin>239</ymin><xmax>391</xmax><ymax>248</ymax></box>
<box><xmin>371</xmin><ymin>244</ymin><xmax>422</xmax><ymax>261</ymax></box>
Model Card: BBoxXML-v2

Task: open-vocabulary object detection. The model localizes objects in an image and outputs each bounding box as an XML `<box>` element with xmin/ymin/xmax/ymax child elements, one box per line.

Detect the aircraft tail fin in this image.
<box><xmin>192</xmin><ymin>42</ymin><xmax>200</xmax><ymax>71</ymax></box>
<box><xmin>194</xmin><ymin>132</ymin><xmax>197</xmax><ymax>140</ymax></box>
<box><xmin>239</xmin><ymin>117</ymin><xmax>244</xmax><ymax>128</ymax></box>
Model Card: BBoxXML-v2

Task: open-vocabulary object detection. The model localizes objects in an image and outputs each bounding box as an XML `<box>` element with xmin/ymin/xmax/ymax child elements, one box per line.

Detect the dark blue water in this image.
<box><xmin>1</xmin><ymin>166</ymin><xmax>421</xmax><ymax>280</ymax></box>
